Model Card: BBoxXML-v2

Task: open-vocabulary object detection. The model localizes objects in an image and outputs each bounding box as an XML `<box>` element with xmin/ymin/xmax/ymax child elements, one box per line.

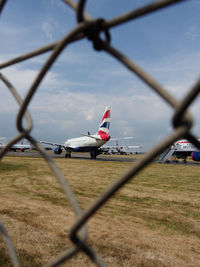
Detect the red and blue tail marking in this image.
<box><xmin>97</xmin><ymin>106</ymin><xmax>110</xmax><ymax>141</ymax></box>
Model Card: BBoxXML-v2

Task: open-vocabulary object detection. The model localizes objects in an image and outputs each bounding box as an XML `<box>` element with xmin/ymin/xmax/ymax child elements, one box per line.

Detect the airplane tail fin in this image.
<box><xmin>97</xmin><ymin>106</ymin><xmax>111</xmax><ymax>141</ymax></box>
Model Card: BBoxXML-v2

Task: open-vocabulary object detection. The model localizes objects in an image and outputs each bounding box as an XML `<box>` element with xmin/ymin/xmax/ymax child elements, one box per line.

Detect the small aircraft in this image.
<box><xmin>0</xmin><ymin>138</ymin><xmax>32</xmax><ymax>152</ymax></box>
<box><xmin>41</xmin><ymin>106</ymin><xmax>111</xmax><ymax>159</ymax></box>
<box><xmin>159</xmin><ymin>139</ymin><xmax>200</xmax><ymax>163</ymax></box>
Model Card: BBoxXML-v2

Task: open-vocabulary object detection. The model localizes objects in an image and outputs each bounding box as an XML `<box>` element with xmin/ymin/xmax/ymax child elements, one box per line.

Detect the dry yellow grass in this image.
<box><xmin>0</xmin><ymin>155</ymin><xmax>200</xmax><ymax>266</ymax></box>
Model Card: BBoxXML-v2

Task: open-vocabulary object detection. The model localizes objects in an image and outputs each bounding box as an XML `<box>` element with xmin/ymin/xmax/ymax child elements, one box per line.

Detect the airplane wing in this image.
<box><xmin>40</xmin><ymin>141</ymin><xmax>65</xmax><ymax>148</ymax></box>
<box><xmin>40</xmin><ymin>141</ymin><xmax>79</xmax><ymax>151</ymax></box>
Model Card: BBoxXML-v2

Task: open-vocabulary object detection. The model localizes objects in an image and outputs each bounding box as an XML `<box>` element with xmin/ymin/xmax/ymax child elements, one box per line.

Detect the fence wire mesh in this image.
<box><xmin>0</xmin><ymin>0</ymin><xmax>200</xmax><ymax>266</ymax></box>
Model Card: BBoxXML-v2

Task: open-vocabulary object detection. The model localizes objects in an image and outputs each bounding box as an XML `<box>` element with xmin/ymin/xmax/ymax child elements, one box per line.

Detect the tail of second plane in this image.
<box><xmin>97</xmin><ymin>106</ymin><xmax>111</xmax><ymax>141</ymax></box>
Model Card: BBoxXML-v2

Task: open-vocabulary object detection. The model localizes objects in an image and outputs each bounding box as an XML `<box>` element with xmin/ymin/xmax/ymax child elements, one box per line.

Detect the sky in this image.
<box><xmin>0</xmin><ymin>0</ymin><xmax>200</xmax><ymax>151</ymax></box>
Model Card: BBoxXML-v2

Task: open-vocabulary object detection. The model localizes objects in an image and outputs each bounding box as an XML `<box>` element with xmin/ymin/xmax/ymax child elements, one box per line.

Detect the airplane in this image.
<box><xmin>102</xmin><ymin>138</ymin><xmax>142</xmax><ymax>155</ymax></box>
<box><xmin>0</xmin><ymin>137</ymin><xmax>6</xmax><ymax>149</ymax></box>
<box><xmin>172</xmin><ymin>139</ymin><xmax>200</xmax><ymax>163</ymax></box>
<box><xmin>40</xmin><ymin>106</ymin><xmax>111</xmax><ymax>159</ymax></box>
<box><xmin>0</xmin><ymin>138</ymin><xmax>32</xmax><ymax>152</ymax></box>
<box><xmin>10</xmin><ymin>142</ymin><xmax>32</xmax><ymax>152</ymax></box>
<box><xmin>159</xmin><ymin>139</ymin><xmax>200</xmax><ymax>163</ymax></box>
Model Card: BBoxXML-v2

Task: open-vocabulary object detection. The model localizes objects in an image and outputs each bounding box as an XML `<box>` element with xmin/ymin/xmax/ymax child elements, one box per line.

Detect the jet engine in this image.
<box><xmin>53</xmin><ymin>146</ymin><xmax>62</xmax><ymax>154</ymax></box>
<box><xmin>191</xmin><ymin>152</ymin><xmax>200</xmax><ymax>161</ymax></box>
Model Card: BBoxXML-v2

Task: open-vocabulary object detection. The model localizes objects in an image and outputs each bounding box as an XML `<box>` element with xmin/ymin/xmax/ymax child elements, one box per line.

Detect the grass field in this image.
<box><xmin>0</xmin><ymin>155</ymin><xmax>200</xmax><ymax>266</ymax></box>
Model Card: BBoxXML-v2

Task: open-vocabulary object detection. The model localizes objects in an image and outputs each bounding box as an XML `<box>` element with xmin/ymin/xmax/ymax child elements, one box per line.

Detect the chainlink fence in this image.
<box><xmin>0</xmin><ymin>0</ymin><xmax>200</xmax><ymax>266</ymax></box>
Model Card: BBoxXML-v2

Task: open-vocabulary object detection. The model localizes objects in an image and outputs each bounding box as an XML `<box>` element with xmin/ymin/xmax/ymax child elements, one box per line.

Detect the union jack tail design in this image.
<box><xmin>97</xmin><ymin>106</ymin><xmax>110</xmax><ymax>141</ymax></box>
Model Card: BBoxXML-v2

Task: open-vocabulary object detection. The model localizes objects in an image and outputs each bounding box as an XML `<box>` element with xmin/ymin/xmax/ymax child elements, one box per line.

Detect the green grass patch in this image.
<box><xmin>146</xmin><ymin>215</ymin><xmax>200</xmax><ymax>237</ymax></box>
<box><xmin>0</xmin><ymin>161</ymin><xmax>27</xmax><ymax>172</ymax></box>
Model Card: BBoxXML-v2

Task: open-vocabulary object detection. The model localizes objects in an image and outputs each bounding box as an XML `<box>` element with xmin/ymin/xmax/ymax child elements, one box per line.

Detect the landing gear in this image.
<box><xmin>65</xmin><ymin>152</ymin><xmax>71</xmax><ymax>158</ymax></box>
<box><xmin>90</xmin><ymin>151</ymin><xmax>97</xmax><ymax>159</ymax></box>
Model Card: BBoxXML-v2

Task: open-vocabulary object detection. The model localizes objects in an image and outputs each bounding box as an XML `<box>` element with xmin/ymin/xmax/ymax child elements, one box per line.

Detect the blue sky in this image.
<box><xmin>0</xmin><ymin>0</ymin><xmax>200</xmax><ymax>151</ymax></box>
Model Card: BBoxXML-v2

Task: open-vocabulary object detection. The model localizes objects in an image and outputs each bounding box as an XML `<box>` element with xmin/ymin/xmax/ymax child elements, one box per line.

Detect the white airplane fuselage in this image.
<box><xmin>64</xmin><ymin>135</ymin><xmax>107</xmax><ymax>152</ymax></box>
<box><xmin>0</xmin><ymin>139</ymin><xmax>32</xmax><ymax>151</ymax></box>
<box><xmin>172</xmin><ymin>139</ymin><xmax>200</xmax><ymax>163</ymax></box>
<box><xmin>174</xmin><ymin>139</ymin><xmax>197</xmax><ymax>150</ymax></box>
<box><xmin>11</xmin><ymin>143</ymin><xmax>32</xmax><ymax>151</ymax></box>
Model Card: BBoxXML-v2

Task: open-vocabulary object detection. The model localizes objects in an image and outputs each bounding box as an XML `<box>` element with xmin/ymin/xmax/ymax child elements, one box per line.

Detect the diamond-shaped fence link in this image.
<box><xmin>0</xmin><ymin>0</ymin><xmax>200</xmax><ymax>266</ymax></box>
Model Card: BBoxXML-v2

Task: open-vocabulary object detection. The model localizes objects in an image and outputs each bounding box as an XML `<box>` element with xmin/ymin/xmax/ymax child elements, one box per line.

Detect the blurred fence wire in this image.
<box><xmin>0</xmin><ymin>0</ymin><xmax>200</xmax><ymax>266</ymax></box>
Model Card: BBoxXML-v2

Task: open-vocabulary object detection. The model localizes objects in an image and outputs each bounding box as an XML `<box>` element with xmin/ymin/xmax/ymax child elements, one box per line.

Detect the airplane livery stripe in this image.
<box><xmin>101</xmin><ymin>110</ymin><xmax>110</xmax><ymax>123</ymax></box>
<box><xmin>100</xmin><ymin>122</ymin><xmax>110</xmax><ymax>129</ymax></box>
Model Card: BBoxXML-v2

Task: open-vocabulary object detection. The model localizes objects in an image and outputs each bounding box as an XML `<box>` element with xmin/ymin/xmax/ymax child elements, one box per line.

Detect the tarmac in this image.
<box><xmin>4</xmin><ymin>151</ymin><xmax>200</xmax><ymax>166</ymax></box>
<box><xmin>5</xmin><ymin>151</ymin><xmax>136</xmax><ymax>162</ymax></box>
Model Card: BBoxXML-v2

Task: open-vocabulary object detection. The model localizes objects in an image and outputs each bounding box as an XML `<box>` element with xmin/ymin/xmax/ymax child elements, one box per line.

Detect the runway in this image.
<box><xmin>3</xmin><ymin>151</ymin><xmax>200</xmax><ymax>166</ymax></box>
<box><xmin>5</xmin><ymin>151</ymin><xmax>136</xmax><ymax>162</ymax></box>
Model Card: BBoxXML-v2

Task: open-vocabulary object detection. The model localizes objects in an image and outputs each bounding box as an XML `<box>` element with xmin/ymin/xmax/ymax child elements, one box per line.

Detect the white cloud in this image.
<box><xmin>0</xmin><ymin>65</ymin><xmax>66</xmax><ymax>98</ymax></box>
<box><xmin>186</xmin><ymin>26</ymin><xmax>199</xmax><ymax>41</ymax></box>
<box><xmin>42</xmin><ymin>18</ymin><xmax>59</xmax><ymax>41</ymax></box>
<box><xmin>25</xmin><ymin>87</ymin><xmax>172</xmax><ymax>149</ymax></box>
<box><xmin>0</xmin><ymin>22</ymin><xmax>27</xmax><ymax>36</ymax></box>
<box><xmin>85</xmin><ymin>107</ymin><xmax>95</xmax><ymax>121</ymax></box>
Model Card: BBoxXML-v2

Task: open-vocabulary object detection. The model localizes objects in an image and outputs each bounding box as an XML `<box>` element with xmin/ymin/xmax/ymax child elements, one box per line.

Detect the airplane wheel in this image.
<box><xmin>65</xmin><ymin>153</ymin><xmax>71</xmax><ymax>158</ymax></box>
<box><xmin>90</xmin><ymin>151</ymin><xmax>96</xmax><ymax>159</ymax></box>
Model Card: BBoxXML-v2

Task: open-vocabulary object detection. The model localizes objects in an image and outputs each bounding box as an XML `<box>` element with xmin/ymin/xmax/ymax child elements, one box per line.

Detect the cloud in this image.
<box><xmin>85</xmin><ymin>107</ymin><xmax>96</xmax><ymax>121</ymax></box>
<box><xmin>24</xmin><ymin>86</ymin><xmax>172</xmax><ymax>149</ymax></box>
<box><xmin>0</xmin><ymin>22</ymin><xmax>27</xmax><ymax>36</ymax></box>
<box><xmin>42</xmin><ymin>18</ymin><xmax>59</xmax><ymax>41</ymax></box>
<box><xmin>0</xmin><ymin>64</ymin><xmax>67</xmax><ymax>99</ymax></box>
<box><xmin>185</xmin><ymin>26</ymin><xmax>199</xmax><ymax>41</ymax></box>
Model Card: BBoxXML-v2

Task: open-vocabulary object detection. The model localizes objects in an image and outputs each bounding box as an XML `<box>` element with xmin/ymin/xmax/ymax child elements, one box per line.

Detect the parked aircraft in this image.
<box><xmin>159</xmin><ymin>139</ymin><xmax>200</xmax><ymax>163</ymax></box>
<box><xmin>0</xmin><ymin>138</ymin><xmax>6</xmax><ymax>149</ymax></box>
<box><xmin>11</xmin><ymin>142</ymin><xmax>32</xmax><ymax>152</ymax></box>
<box><xmin>0</xmin><ymin>138</ymin><xmax>32</xmax><ymax>152</ymax></box>
<box><xmin>102</xmin><ymin>138</ymin><xmax>142</xmax><ymax>155</ymax></box>
<box><xmin>173</xmin><ymin>139</ymin><xmax>200</xmax><ymax>163</ymax></box>
<box><xmin>41</xmin><ymin>106</ymin><xmax>111</xmax><ymax>159</ymax></box>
